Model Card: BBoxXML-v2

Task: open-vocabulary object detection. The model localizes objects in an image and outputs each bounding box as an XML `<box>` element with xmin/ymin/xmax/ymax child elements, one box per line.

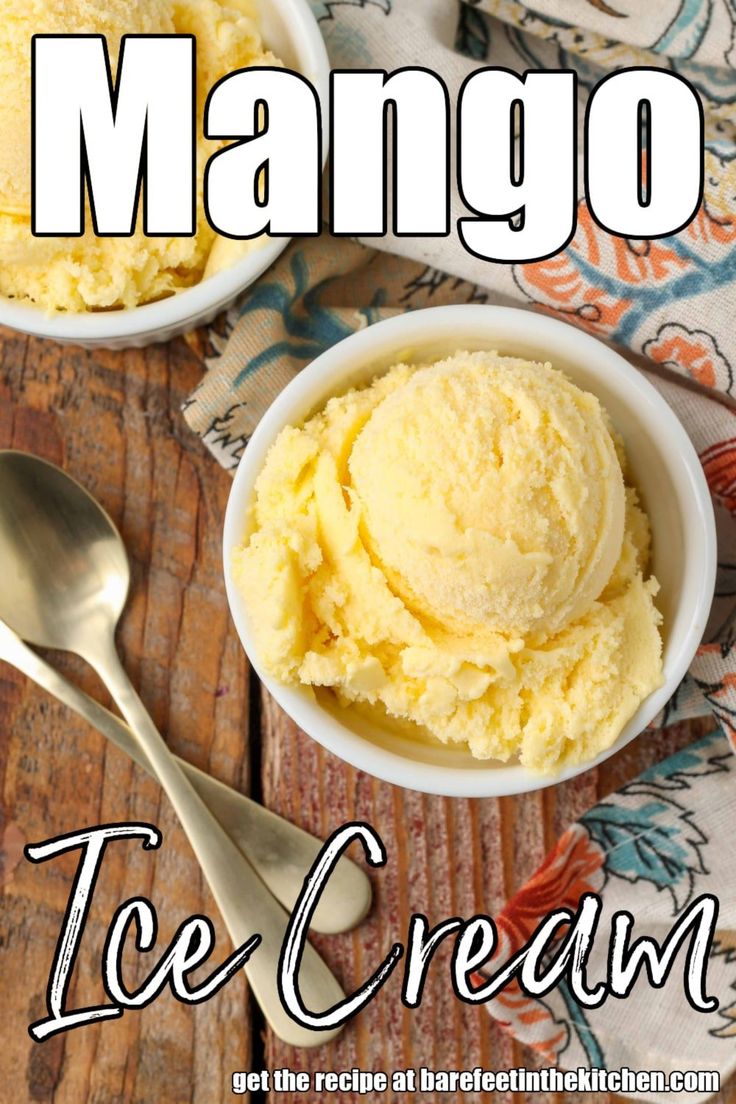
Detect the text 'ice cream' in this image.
<box><xmin>234</xmin><ymin>351</ymin><xmax>664</xmax><ymax>773</ymax></box>
<box><xmin>0</xmin><ymin>0</ymin><xmax>277</xmax><ymax>312</ymax></box>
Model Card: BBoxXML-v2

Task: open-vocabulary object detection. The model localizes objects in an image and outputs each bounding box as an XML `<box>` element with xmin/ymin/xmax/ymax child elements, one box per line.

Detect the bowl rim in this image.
<box><xmin>223</xmin><ymin>304</ymin><xmax>718</xmax><ymax>797</ymax></box>
<box><xmin>0</xmin><ymin>0</ymin><xmax>329</xmax><ymax>342</ymax></box>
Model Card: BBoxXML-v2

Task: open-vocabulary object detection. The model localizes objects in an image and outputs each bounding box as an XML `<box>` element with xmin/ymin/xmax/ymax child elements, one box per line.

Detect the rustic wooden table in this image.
<box><xmin>0</xmin><ymin>329</ymin><xmax>732</xmax><ymax>1103</ymax></box>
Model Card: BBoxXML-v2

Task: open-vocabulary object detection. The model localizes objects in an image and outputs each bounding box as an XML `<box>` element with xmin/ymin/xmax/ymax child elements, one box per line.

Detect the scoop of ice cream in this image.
<box><xmin>0</xmin><ymin>0</ymin><xmax>275</xmax><ymax>310</ymax></box>
<box><xmin>234</xmin><ymin>351</ymin><xmax>663</xmax><ymax>773</ymax></box>
<box><xmin>349</xmin><ymin>353</ymin><xmax>626</xmax><ymax>636</ymax></box>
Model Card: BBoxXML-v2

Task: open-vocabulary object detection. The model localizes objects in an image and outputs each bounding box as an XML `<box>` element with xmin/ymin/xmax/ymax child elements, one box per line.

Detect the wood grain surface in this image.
<box><xmin>0</xmin><ymin>327</ymin><xmax>732</xmax><ymax>1104</ymax></box>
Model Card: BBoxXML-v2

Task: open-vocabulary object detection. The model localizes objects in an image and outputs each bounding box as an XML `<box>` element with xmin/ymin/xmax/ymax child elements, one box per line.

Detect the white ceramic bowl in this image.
<box><xmin>0</xmin><ymin>0</ymin><xmax>329</xmax><ymax>349</ymax></box>
<box><xmin>224</xmin><ymin>305</ymin><xmax>717</xmax><ymax>797</ymax></box>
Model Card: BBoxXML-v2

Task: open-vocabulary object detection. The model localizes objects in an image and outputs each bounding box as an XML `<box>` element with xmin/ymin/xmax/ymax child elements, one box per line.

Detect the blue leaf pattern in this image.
<box><xmin>582</xmin><ymin>798</ymin><xmax>707</xmax><ymax>910</ymax></box>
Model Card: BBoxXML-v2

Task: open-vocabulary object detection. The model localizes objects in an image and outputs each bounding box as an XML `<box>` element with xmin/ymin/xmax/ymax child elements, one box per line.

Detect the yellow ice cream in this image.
<box><xmin>234</xmin><ymin>351</ymin><xmax>664</xmax><ymax>773</ymax></box>
<box><xmin>0</xmin><ymin>0</ymin><xmax>276</xmax><ymax>311</ymax></box>
<box><xmin>349</xmin><ymin>355</ymin><xmax>626</xmax><ymax>637</ymax></box>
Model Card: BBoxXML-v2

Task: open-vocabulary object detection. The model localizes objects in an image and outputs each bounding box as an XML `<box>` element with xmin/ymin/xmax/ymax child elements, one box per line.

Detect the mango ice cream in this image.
<box><xmin>234</xmin><ymin>351</ymin><xmax>664</xmax><ymax>773</ymax></box>
<box><xmin>0</xmin><ymin>0</ymin><xmax>276</xmax><ymax>311</ymax></box>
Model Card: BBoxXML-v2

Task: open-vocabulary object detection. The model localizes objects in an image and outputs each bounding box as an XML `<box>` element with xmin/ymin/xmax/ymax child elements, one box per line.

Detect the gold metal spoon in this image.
<box><xmin>0</xmin><ymin>450</ymin><xmax>345</xmax><ymax>1047</ymax></box>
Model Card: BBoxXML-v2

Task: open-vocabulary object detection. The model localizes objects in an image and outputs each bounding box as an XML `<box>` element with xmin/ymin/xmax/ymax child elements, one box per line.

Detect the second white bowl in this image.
<box><xmin>0</xmin><ymin>0</ymin><xmax>329</xmax><ymax>349</ymax></box>
<box><xmin>224</xmin><ymin>306</ymin><xmax>717</xmax><ymax>797</ymax></box>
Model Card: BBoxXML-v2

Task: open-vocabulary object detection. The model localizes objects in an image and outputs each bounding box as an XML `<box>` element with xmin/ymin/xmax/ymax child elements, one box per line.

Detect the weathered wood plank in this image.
<box><xmin>0</xmin><ymin>329</ymin><xmax>253</xmax><ymax>1104</ymax></box>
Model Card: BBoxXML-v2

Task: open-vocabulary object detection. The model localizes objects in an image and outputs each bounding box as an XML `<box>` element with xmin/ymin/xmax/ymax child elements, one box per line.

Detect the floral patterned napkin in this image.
<box><xmin>183</xmin><ymin>2</ymin><xmax>736</xmax><ymax>1097</ymax></box>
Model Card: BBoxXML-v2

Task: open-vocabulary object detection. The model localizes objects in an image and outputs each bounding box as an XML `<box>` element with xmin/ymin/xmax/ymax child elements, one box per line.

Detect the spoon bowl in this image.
<box><xmin>0</xmin><ymin>451</ymin><xmax>129</xmax><ymax>655</ymax></box>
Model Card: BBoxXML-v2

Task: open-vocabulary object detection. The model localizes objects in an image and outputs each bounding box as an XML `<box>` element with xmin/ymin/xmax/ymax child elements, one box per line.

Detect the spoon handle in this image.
<box><xmin>91</xmin><ymin>639</ymin><xmax>345</xmax><ymax>1047</ymax></box>
<box><xmin>0</xmin><ymin>620</ymin><xmax>371</xmax><ymax>935</ymax></box>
